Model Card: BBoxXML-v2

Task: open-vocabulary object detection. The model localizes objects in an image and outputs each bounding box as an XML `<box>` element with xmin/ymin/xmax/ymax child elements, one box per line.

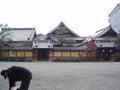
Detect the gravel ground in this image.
<box><xmin>0</xmin><ymin>62</ymin><xmax>120</xmax><ymax>90</ymax></box>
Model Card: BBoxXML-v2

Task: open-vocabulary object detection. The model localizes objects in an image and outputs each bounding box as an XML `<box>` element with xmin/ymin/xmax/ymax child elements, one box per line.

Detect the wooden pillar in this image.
<box><xmin>61</xmin><ymin>51</ymin><xmax>63</xmax><ymax>57</ymax></box>
<box><xmin>70</xmin><ymin>50</ymin><xmax>71</xmax><ymax>57</ymax></box>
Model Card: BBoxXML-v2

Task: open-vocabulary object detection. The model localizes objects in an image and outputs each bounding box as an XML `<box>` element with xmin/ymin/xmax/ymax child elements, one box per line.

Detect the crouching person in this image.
<box><xmin>1</xmin><ymin>66</ymin><xmax>32</xmax><ymax>90</ymax></box>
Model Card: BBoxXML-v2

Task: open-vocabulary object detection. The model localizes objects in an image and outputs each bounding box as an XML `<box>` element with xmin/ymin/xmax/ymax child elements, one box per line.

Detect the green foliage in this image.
<box><xmin>61</xmin><ymin>39</ymin><xmax>75</xmax><ymax>46</ymax></box>
<box><xmin>0</xmin><ymin>26</ymin><xmax>13</xmax><ymax>49</ymax></box>
<box><xmin>50</xmin><ymin>57</ymin><xmax>96</xmax><ymax>62</ymax></box>
<box><xmin>0</xmin><ymin>57</ymin><xmax>32</xmax><ymax>62</ymax></box>
<box><xmin>114</xmin><ymin>33</ymin><xmax>120</xmax><ymax>50</ymax></box>
<box><xmin>115</xmin><ymin>33</ymin><xmax>120</xmax><ymax>44</ymax></box>
<box><xmin>0</xmin><ymin>28</ymin><xmax>12</xmax><ymax>40</ymax></box>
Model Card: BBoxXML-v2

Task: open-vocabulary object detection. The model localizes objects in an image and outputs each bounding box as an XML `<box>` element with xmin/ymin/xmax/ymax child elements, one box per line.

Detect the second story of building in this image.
<box><xmin>93</xmin><ymin>26</ymin><xmax>117</xmax><ymax>48</ymax></box>
<box><xmin>33</xmin><ymin>22</ymin><xmax>86</xmax><ymax>49</ymax></box>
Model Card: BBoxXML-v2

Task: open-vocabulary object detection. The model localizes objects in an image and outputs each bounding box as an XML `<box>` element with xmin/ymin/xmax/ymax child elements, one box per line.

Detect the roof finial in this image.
<box><xmin>59</xmin><ymin>21</ymin><xmax>65</xmax><ymax>27</ymax></box>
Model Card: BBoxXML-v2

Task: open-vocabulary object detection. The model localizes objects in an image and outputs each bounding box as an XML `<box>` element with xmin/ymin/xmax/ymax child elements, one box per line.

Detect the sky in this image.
<box><xmin>0</xmin><ymin>0</ymin><xmax>120</xmax><ymax>36</ymax></box>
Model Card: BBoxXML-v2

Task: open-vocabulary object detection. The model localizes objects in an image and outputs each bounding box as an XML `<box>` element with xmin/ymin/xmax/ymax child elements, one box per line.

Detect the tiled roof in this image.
<box><xmin>2</xmin><ymin>42</ymin><xmax>33</xmax><ymax>50</ymax></box>
<box><xmin>2</xmin><ymin>28</ymin><xmax>36</xmax><ymax>41</ymax></box>
<box><xmin>93</xmin><ymin>26</ymin><xmax>117</xmax><ymax>38</ymax></box>
<box><xmin>93</xmin><ymin>26</ymin><xmax>111</xmax><ymax>38</ymax></box>
<box><xmin>34</xmin><ymin>34</ymin><xmax>61</xmax><ymax>46</ymax></box>
<box><xmin>47</xmin><ymin>21</ymin><xmax>80</xmax><ymax>37</ymax></box>
<box><xmin>95</xmin><ymin>41</ymin><xmax>116</xmax><ymax>48</ymax></box>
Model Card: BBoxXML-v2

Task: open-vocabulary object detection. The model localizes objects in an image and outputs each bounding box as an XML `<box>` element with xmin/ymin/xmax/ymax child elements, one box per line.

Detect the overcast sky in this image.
<box><xmin>0</xmin><ymin>0</ymin><xmax>119</xmax><ymax>36</ymax></box>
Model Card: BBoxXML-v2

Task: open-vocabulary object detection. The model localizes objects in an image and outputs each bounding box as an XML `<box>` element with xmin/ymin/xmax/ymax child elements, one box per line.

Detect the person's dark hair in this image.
<box><xmin>1</xmin><ymin>70</ymin><xmax>7</xmax><ymax>79</ymax></box>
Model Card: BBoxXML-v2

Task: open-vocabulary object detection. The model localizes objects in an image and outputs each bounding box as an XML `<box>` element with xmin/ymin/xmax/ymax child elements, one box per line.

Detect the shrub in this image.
<box><xmin>50</xmin><ymin>56</ymin><xmax>96</xmax><ymax>62</ymax></box>
<box><xmin>0</xmin><ymin>57</ymin><xmax>32</xmax><ymax>62</ymax></box>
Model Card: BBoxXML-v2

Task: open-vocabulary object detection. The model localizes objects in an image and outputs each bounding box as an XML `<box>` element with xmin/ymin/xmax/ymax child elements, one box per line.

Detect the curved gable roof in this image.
<box><xmin>2</xmin><ymin>28</ymin><xmax>36</xmax><ymax>41</ymax></box>
<box><xmin>47</xmin><ymin>21</ymin><xmax>80</xmax><ymax>38</ymax></box>
<box><xmin>93</xmin><ymin>26</ymin><xmax>117</xmax><ymax>38</ymax></box>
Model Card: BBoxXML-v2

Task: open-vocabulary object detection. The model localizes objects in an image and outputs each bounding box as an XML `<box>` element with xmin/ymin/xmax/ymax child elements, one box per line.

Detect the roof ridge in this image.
<box><xmin>47</xmin><ymin>22</ymin><xmax>80</xmax><ymax>37</ymax></box>
<box><xmin>2</xmin><ymin>28</ymin><xmax>35</xmax><ymax>30</ymax></box>
<box><xmin>109</xmin><ymin>3</ymin><xmax>120</xmax><ymax>17</ymax></box>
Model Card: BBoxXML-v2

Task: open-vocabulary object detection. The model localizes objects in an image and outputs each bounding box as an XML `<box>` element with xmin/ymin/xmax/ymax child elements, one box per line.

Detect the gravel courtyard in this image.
<box><xmin>0</xmin><ymin>62</ymin><xmax>120</xmax><ymax>90</ymax></box>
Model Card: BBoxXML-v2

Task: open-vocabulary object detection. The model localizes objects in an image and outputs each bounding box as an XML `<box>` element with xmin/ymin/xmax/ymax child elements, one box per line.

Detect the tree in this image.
<box><xmin>61</xmin><ymin>38</ymin><xmax>75</xmax><ymax>46</ymax></box>
<box><xmin>115</xmin><ymin>33</ymin><xmax>120</xmax><ymax>43</ymax></box>
<box><xmin>115</xmin><ymin>33</ymin><xmax>120</xmax><ymax>49</ymax></box>
<box><xmin>0</xmin><ymin>24</ymin><xmax>13</xmax><ymax>50</ymax></box>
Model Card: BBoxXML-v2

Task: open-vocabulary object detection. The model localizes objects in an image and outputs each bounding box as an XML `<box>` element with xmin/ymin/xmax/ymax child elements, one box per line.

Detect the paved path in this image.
<box><xmin>0</xmin><ymin>62</ymin><xmax>120</xmax><ymax>90</ymax></box>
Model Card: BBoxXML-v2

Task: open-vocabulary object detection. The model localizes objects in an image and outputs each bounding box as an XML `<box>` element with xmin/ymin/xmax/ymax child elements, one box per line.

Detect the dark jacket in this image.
<box><xmin>6</xmin><ymin>66</ymin><xmax>32</xmax><ymax>88</ymax></box>
<box><xmin>7</xmin><ymin>66</ymin><xmax>32</xmax><ymax>81</ymax></box>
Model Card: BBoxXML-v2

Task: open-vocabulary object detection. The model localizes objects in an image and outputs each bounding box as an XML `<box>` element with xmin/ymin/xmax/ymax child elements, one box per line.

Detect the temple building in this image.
<box><xmin>0</xmin><ymin>28</ymin><xmax>36</xmax><ymax>61</ymax></box>
<box><xmin>1</xmin><ymin>2</ymin><xmax>120</xmax><ymax>61</ymax></box>
<box><xmin>93</xmin><ymin>26</ymin><xmax>117</xmax><ymax>60</ymax></box>
<box><xmin>33</xmin><ymin>22</ymin><xmax>88</xmax><ymax>61</ymax></box>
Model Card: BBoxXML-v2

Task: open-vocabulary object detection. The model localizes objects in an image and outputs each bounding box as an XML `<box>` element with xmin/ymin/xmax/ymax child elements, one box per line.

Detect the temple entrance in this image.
<box><xmin>33</xmin><ymin>49</ymin><xmax>49</xmax><ymax>61</ymax></box>
<box><xmin>37</xmin><ymin>50</ymin><xmax>49</xmax><ymax>61</ymax></box>
<box><xmin>96</xmin><ymin>48</ymin><xmax>116</xmax><ymax>61</ymax></box>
